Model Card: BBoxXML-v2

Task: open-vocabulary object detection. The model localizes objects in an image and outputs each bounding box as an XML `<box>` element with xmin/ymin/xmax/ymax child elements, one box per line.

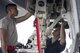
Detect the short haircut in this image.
<box><xmin>5</xmin><ymin>3</ymin><xmax>17</xmax><ymax>13</ymax></box>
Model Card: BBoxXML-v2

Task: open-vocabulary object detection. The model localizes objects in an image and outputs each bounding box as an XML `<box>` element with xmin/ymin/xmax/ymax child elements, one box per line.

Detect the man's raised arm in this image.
<box><xmin>15</xmin><ymin>11</ymin><xmax>32</xmax><ymax>23</ymax></box>
<box><xmin>60</xmin><ymin>22</ymin><xmax>66</xmax><ymax>45</ymax></box>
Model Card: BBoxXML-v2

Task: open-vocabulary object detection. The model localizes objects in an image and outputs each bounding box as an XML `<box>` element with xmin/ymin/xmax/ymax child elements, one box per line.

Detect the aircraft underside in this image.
<box><xmin>0</xmin><ymin>0</ymin><xmax>80</xmax><ymax>53</ymax></box>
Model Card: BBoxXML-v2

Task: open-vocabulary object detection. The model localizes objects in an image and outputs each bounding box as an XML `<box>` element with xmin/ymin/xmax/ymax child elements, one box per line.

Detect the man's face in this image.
<box><xmin>53</xmin><ymin>27</ymin><xmax>60</xmax><ymax>37</ymax></box>
<box><xmin>10</xmin><ymin>6</ymin><xmax>18</xmax><ymax>16</ymax></box>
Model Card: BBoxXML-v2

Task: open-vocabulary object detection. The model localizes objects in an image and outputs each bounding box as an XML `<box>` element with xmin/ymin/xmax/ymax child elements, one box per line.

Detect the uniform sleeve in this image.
<box><xmin>59</xmin><ymin>41</ymin><xmax>66</xmax><ymax>52</ymax></box>
<box><xmin>0</xmin><ymin>19</ymin><xmax>7</xmax><ymax>29</ymax></box>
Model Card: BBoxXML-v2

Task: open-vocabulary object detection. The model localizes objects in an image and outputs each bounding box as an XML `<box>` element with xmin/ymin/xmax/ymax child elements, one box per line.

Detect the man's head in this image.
<box><xmin>52</xmin><ymin>26</ymin><xmax>60</xmax><ymax>38</ymax></box>
<box><xmin>5</xmin><ymin>4</ymin><xmax>18</xmax><ymax>17</ymax></box>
